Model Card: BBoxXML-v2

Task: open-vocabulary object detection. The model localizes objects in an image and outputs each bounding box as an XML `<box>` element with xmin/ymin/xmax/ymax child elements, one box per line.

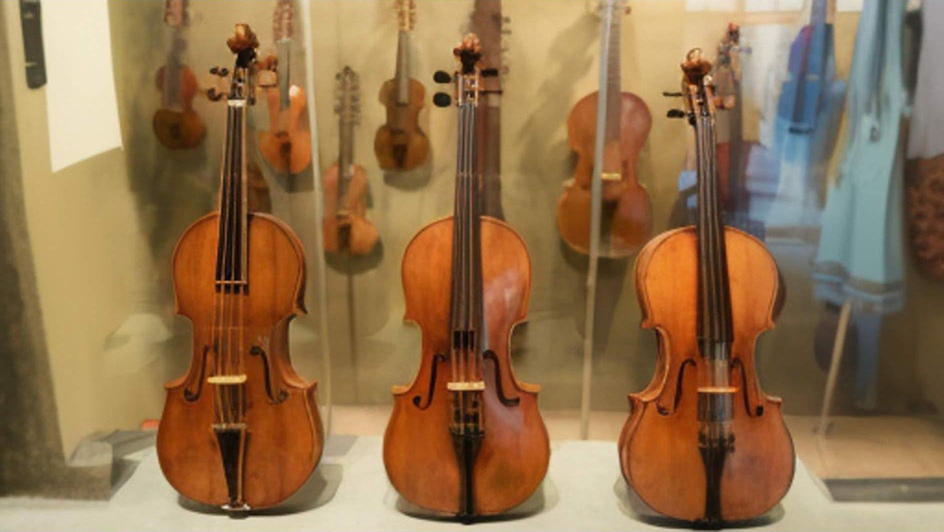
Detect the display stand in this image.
<box><xmin>815</xmin><ymin>300</ymin><xmax>853</xmax><ymax>435</ymax></box>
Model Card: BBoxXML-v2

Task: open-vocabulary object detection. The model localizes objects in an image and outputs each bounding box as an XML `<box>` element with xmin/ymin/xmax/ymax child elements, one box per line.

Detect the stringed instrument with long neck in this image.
<box><xmin>323</xmin><ymin>67</ymin><xmax>380</xmax><ymax>257</ymax></box>
<box><xmin>384</xmin><ymin>35</ymin><xmax>549</xmax><ymax>521</ymax></box>
<box><xmin>153</xmin><ymin>0</ymin><xmax>205</xmax><ymax>149</ymax></box>
<box><xmin>258</xmin><ymin>0</ymin><xmax>311</xmax><ymax>175</ymax></box>
<box><xmin>157</xmin><ymin>24</ymin><xmax>323</xmax><ymax>511</ymax></box>
<box><xmin>618</xmin><ymin>50</ymin><xmax>793</xmax><ymax>526</ymax></box>
<box><xmin>469</xmin><ymin>0</ymin><xmax>509</xmax><ymax>220</ymax></box>
<box><xmin>374</xmin><ymin>0</ymin><xmax>429</xmax><ymax>172</ymax></box>
<box><xmin>557</xmin><ymin>0</ymin><xmax>653</xmax><ymax>258</ymax></box>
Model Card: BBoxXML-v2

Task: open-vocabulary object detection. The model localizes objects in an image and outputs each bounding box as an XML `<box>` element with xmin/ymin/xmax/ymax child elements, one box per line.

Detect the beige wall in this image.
<box><xmin>3</xmin><ymin>0</ymin><xmax>940</xmax><ymax>457</ymax></box>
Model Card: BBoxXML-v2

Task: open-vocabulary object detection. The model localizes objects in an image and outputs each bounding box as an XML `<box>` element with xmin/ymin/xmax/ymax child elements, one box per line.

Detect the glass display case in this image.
<box><xmin>0</xmin><ymin>0</ymin><xmax>942</xmax><ymax>528</ymax></box>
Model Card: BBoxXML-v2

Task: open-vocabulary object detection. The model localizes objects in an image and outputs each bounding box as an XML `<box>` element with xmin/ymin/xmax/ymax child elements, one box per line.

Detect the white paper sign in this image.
<box><xmin>42</xmin><ymin>0</ymin><xmax>122</xmax><ymax>172</ymax></box>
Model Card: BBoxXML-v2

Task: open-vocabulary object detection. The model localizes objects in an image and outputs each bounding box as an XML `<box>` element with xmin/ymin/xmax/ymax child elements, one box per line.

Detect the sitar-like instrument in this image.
<box><xmin>157</xmin><ymin>24</ymin><xmax>323</xmax><ymax>511</ymax></box>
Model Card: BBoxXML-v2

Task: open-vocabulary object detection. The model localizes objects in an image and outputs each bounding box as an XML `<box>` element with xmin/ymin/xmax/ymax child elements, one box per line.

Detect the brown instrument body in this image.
<box><xmin>618</xmin><ymin>226</ymin><xmax>794</xmax><ymax>522</ymax></box>
<box><xmin>321</xmin><ymin>162</ymin><xmax>379</xmax><ymax>255</ymax></box>
<box><xmin>157</xmin><ymin>212</ymin><xmax>323</xmax><ymax>509</ymax></box>
<box><xmin>258</xmin><ymin>84</ymin><xmax>312</xmax><ymax>174</ymax></box>
<box><xmin>557</xmin><ymin>91</ymin><xmax>653</xmax><ymax>256</ymax></box>
<box><xmin>384</xmin><ymin>217</ymin><xmax>550</xmax><ymax>516</ymax></box>
<box><xmin>153</xmin><ymin>65</ymin><xmax>206</xmax><ymax>149</ymax></box>
<box><xmin>374</xmin><ymin>78</ymin><xmax>430</xmax><ymax>171</ymax></box>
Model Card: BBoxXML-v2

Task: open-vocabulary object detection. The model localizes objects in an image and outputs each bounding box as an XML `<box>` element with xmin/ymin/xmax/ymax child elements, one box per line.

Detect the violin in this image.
<box><xmin>157</xmin><ymin>24</ymin><xmax>323</xmax><ymax>511</ymax></box>
<box><xmin>374</xmin><ymin>0</ymin><xmax>430</xmax><ymax>172</ymax></box>
<box><xmin>257</xmin><ymin>0</ymin><xmax>312</xmax><ymax>175</ymax></box>
<box><xmin>384</xmin><ymin>35</ymin><xmax>549</xmax><ymax>520</ymax></box>
<box><xmin>617</xmin><ymin>50</ymin><xmax>794</xmax><ymax>526</ymax></box>
<box><xmin>556</xmin><ymin>0</ymin><xmax>652</xmax><ymax>258</ymax></box>
<box><xmin>153</xmin><ymin>0</ymin><xmax>205</xmax><ymax>149</ymax></box>
<box><xmin>322</xmin><ymin>67</ymin><xmax>380</xmax><ymax>257</ymax></box>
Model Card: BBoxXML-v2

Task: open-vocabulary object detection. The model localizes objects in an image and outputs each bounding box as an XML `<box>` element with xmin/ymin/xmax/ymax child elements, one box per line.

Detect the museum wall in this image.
<box><xmin>4</xmin><ymin>0</ymin><xmax>943</xmax><ymax>461</ymax></box>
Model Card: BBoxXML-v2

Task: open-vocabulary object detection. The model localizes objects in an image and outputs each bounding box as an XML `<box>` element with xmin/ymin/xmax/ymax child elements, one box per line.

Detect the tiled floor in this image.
<box><xmin>329</xmin><ymin>405</ymin><xmax>944</xmax><ymax>480</ymax></box>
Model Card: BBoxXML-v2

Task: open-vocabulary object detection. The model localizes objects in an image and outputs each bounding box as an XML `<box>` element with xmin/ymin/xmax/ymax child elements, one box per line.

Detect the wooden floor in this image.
<box><xmin>329</xmin><ymin>405</ymin><xmax>944</xmax><ymax>480</ymax></box>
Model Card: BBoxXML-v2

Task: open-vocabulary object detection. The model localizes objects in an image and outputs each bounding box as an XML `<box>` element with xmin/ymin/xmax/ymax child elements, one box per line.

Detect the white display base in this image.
<box><xmin>2</xmin><ymin>435</ymin><xmax>944</xmax><ymax>531</ymax></box>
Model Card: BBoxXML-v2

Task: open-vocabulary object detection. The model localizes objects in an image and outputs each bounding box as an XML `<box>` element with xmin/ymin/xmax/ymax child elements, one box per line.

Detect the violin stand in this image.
<box><xmin>813</xmin><ymin>300</ymin><xmax>853</xmax><ymax>435</ymax></box>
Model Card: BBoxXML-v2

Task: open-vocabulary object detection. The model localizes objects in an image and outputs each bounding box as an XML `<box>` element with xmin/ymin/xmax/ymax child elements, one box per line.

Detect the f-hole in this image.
<box><xmin>483</xmin><ymin>350</ymin><xmax>520</xmax><ymax>407</ymax></box>
<box><xmin>657</xmin><ymin>358</ymin><xmax>697</xmax><ymax>416</ymax></box>
<box><xmin>731</xmin><ymin>359</ymin><xmax>764</xmax><ymax>417</ymax></box>
<box><xmin>250</xmin><ymin>346</ymin><xmax>288</xmax><ymax>404</ymax></box>
<box><xmin>413</xmin><ymin>353</ymin><xmax>447</xmax><ymax>410</ymax></box>
<box><xmin>183</xmin><ymin>345</ymin><xmax>210</xmax><ymax>402</ymax></box>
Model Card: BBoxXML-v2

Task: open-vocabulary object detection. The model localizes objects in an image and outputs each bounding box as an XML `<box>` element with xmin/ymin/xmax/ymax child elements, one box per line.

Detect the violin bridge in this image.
<box><xmin>446</xmin><ymin>381</ymin><xmax>485</xmax><ymax>392</ymax></box>
<box><xmin>208</xmin><ymin>374</ymin><xmax>248</xmax><ymax>385</ymax></box>
<box><xmin>601</xmin><ymin>172</ymin><xmax>622</xmax><ymax>182</ymax></box>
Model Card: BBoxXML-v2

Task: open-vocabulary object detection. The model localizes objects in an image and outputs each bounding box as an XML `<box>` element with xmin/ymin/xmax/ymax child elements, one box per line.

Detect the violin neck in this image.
<box><xmin>338</xmin><ymin>115</ymin><xmax>356</xmax><ymax>203</ymax></box>
<box><xmin>276</xmin><ymin>38</ymin><xmax>292</xmax><ymax>111</ymax></box>
<box><xmin>603</xmin><ymin>1</ymin><xmax>622</xmax><ymax>145</ymax></box>
<box><xmin>395</xmin><ymin>30</ymin><xmax>411</xmax><ymax>105</ymax></box>
<box><xmin>694</xmin><ymin>110</ymin><xmax>734</xmax><ymax>355</ymax></box>
<box><xmin>810</xmin><ymin>0</ymin><xmax>834</xmax><ymax>27</ymax></box>
<box><xmin>216</xmin><ymin>98</ymin><xmax>249</xmax><ymax>290</ymax></box>
<box><xmin>449</xmin><ymin>99</ymin><xmax>485</xmax><ymax>361</ymax></box>
<box><xmin>164</xmin><ymin>27</ymin><xmax>184</xmax><ymax>110</ymax></box>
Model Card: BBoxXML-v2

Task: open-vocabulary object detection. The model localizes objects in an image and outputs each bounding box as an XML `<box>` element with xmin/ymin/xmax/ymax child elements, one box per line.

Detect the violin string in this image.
<box><xmin>236</xmin><ymin>102</ymin><xmax>246</xmax><ymax>424</ymax></box>
<box><xmin>450</xmin><ymin>93</ymin><xmax>462</xmax><ymax>387</ymax></box>
<box><xmin>222</xmin><ymin>103</ymin><xmax>236</xmax><ymax>424</ymax></box>
<box><xmin>469</xmin><ymin>98</ymin><xmax>482</xmax><ymax>385</ymax></box>
<box><xmin>212</xmin><ymin>104</ymin><xmax>231</xmax><ymax>425</ymax></box>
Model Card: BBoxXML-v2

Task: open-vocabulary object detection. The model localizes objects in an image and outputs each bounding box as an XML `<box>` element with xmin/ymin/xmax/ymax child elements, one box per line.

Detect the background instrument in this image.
<box><xmin>384</xmin><ymin>35</ymin><xmax>549</xmax><ymax>520</ymax></box>
<box><xmin>374</xmin><ymin>0</ymin><xmax>429</xmax><ymax>172</ymax></box>
<box><xmin>323</xmin><ymin>67</ymin><xmax>380</xmax><ymax>257</ymax></box>
<box><xmin>257</xmin><ymin>0</ymin><xmax>312</xmax><ymax>175</ymax></box>
<box><xmin>157</xmin><ymin>24</ymin><xmax>323</xmax><ymax>511</ymax></box>
<box><xmin>556</xmin><ymin>0</ymin><xmax>652</xmax><ymax>258</ymax></box>
<box><xmin>153</xmin><ymin>0</ymin><xmax>205</xmax><ymax>149</ymax></box>
<box><xmin>618</xmin><ymin>50</ymin><xmax>794</xmax><ymax>526</ymax></box>
<box><xmin>469</xmin><ymin>0</ymin><xmax>509</xmax><ymax>220</ymax></box>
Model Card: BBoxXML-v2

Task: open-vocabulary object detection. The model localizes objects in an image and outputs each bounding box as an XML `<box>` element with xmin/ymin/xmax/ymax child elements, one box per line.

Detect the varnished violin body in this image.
<box><xmin>374</xmin><ymin>77</ymin><xmax>429</xmax><ymax>171</ymax></box>
<box><xmin>384</xmin><ymin>217</ymin><xmax>549</xmax><ymax>516</ymax></box>
<box><xmin>158</xmin><ymin>213</ymin><xmax>323</xmax><ymax>509</ymax></box>
<box><xmin>153</xmin><ymin>64</ymin><xmax>206</xmax><ymax>149</ymax></box>
<box><xmin>557</xmin><ymin>91</ymin><xmax>653</xmax><ymax>256</ymax></box>
<box><xmin>384</xmin><ymin>35</ymin><xmax>548</xmax><ymax>520</ymax></box>
<box><xmin>618</xmin><ymin>227</ymin><xmax>794</xmax><ymax>523</ymax></box>
<box><xmin>618</xmin><ymin>49</ymin><xmax>793</xmax><ymax>527</ymax></box>
<box><xmin>157</xmin><ymin>24</ymin><xmax>322</xmax><ymax>511</ymax></box>
<box><xmin>259</xmin><ymin>82</ymin><xmax>312</xmax><ymax>174</ymax></box>
<box><xmin>321</xmin><ymin>161</ymin><xmax>379</xmax><ymax>255</ymax></box>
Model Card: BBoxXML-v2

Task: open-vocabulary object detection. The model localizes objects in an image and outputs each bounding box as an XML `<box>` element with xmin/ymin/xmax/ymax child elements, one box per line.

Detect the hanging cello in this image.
<box><xmin>153</xmin><ymin>0</ymin><xmax>205</xmax><ymax>149</ymax></box>
<box><xmin>383</xmin><ymin>35</ymin><xmax>549</xmax><ymax>521</ymax></box>
<box><xmin>556</xmin><ymin>0</ymin><xmax>652</xmax><ymax>258</ymax></box>
<box><xmin>618</xmin><ymin>49</ymin><xmax>794</xmax><ymax>526</ymax></box>
<box><xmin>157</xmin><ymin>24</ymin><xmax>323</xmax><ymax>511</ymax></box>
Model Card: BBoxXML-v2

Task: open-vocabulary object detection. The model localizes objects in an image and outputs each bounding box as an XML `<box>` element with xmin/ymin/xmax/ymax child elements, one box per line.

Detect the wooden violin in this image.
<box><xmin>322</xmin><ymin>67</ymin><xmax>380</xmax><ymax>257</ymax></box>
<box><xmin>618</xmin><ymin>50</ymin><xmax>794</xmax><ymax>526</ymax></box>
<box><xmin>153</xmin><ymin>0</ymin><xmax>205</xmax><ymax>149</ymax></box>
<box><xmin>556</xmin><ymin>0</ymin><xmax>652</xmax><ymax>258</ymax></box>
<box><xmin>157</xmin><ymin>24</ymin><xmax>323</xmax><ymax>511</ymax></box>
<box><xmin>374</xmin><ymin>0</ymin><xmax>430</xmax><ymax>171</ymax></box>
<box><xmin>257</xmin><ymin>0</ymin><xmax>312</xmax><ymax>175</ymax></box>
<box><xmin>383</xmin><ymin>35</ymin><xmax>549</xmax><ymax>520</ymax></box>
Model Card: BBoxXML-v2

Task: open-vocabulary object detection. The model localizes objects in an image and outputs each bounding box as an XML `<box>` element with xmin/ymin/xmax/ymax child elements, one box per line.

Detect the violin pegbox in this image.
<box><xmin>395</xmin><ymin>0</ymin><xmax>417</xmax><ymax>32</ymax></box>
<box><xmin>163</xmin><ymin>0</ymin><xmax>189</xmax><ymax>28</ymax></box>
<box><xmin>207</xmin><ymin>24</ymin><xmax>260</xmax><ymax>103</ymax></box>
<box><xmin>273</xmin><ymin>0</ymin><xmax>295</xmax><ymax>42</ymax></box>
<box><xmin>587</xmin><ymin>0</ymin><xmax>630</xmax><ymax>18</ymax></box>
<box><xmin>335</xmin><ymin>66</ymin><xmax>362</xmax><ymax>125</ymax></box>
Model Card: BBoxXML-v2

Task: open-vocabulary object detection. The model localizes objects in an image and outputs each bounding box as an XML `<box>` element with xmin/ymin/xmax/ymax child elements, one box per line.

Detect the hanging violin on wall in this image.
<box><xmin>556</xmin><ymin>0</ymin><xmax>652</xmax><ymax>258</ymax></box>
<box><xmin>322</xmin><ymin>67</ymin><xmax>380</xmax><ymax>258</ymax></box>
<box><xmin>157</xmin><ymin>24</ymin><xmax>323</xmax><ymax>511</ymax></box>
<box><xmin>383</xmin><ymin>35</ymin><xmax>549</xmax><ymax>521</ymax></box>
<box><xmin>374</xmin><ymin>0</ymin><xmax>429</xmax><ymax>172</ymax></box>
<box><xmin>257</xmin><ymin>0</ymin><xmax>312</xmax><ymax>175</ymax></box>
<box><xmin>153</xmin><ymin>0</ymin><xmax>205</xmax><ymax>149</ymax></box>
<box><xmin>618</xmin><ymin>49</ymin><xmax>794</xmax><ymax>526</ymax></box>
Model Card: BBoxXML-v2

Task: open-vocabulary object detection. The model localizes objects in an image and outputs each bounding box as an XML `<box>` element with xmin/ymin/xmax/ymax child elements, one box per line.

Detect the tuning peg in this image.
<box><xmin>433</xmin><ymin>92</ymin><xmax>452</xmax><ymax>107</ymax></box>
<box><xmin>662</xmin><ymin>91</ymin><xmax>683</xmax><ymax>98</ymax></box>
<box><xmin>667</xmin><ymin>109</ymin><xmax>686</xmax><ymax>119</ymax></box>
<box><xmin>207</xmin><ymin>88</ymin><xmax>225</xmax><ymax>101</ymax></box>
<box><xmin>209</xmin><ymin>66</ymin><xmax>229</xmax><ymax>77</ymax></box>
<box><xmin>433</xmin><ymin>70</ymin><xmax>452</xmax><ymax>84</ymax></box>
